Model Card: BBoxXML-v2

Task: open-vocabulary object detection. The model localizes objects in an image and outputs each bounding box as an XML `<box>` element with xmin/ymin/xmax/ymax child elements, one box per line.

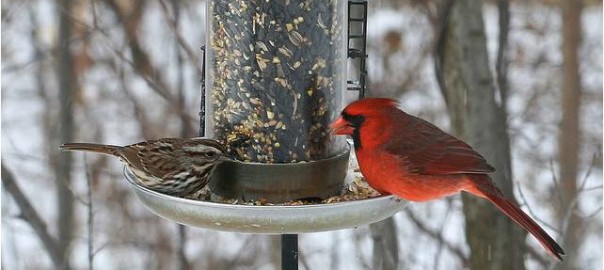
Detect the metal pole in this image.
<box><xmin>281</xmin><ymin>234</ymin><xmax>298</xmax><ymax>270</ymax></box>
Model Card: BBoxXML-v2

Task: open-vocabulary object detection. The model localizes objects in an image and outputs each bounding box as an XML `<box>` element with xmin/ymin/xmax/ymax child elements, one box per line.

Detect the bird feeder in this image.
<box><xmin>125</xmin><ymin>0</ymin><xmax>405</xmax><ymax>233</ymax></box>
<box><xmin>205</xmin><ymin>0</ymin><xmax>353</xmax><ymax>202</ymax></box>
<box><xmin>123</xmin><ymin>0</ymin><xmax>400</xmax><ymax>218</ymax></box>
<box><xmin>124</xmin><ymin>2</ymin><xmax>406</xmax><ymax>268</ymax></box>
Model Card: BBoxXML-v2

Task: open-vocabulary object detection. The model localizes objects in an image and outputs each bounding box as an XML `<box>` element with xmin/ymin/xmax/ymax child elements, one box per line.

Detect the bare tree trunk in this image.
<box><xmin>369</xmin><ymin>218</ymin><xmax>399</xmax><ymax>270</ymax></box>
<box><xmin>56</xmin><ymin>0</ymin><xmax>76</xmax><ymax>268</ymax></box>
<box><xmin>269</xmin><ymin>235</ymin><xmax>281</xmax><ymax>269</ymax></box>
<box><xmin>330</xmin><ymin>231</ymin><xmax>340</xmax><ymax>270</ymax></box>
<box><xmin>555</xmin><ymin>1</ymin><xmax>583</xmax><ymax>269</ymax></box>
<box><xmin>435</xmin><ymin>0</ymin><xmax>526</xmax><ymax>269</ymax></box>
<box><xmin>176</xmin><ymin>226</ymin><xmax>190</xmax><ymax>270</ymax></box>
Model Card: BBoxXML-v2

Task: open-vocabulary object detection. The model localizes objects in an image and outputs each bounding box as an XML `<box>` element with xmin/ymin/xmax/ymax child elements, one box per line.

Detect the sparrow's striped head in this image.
<box><xmin>181</xmin><ymin>138</ymin><xmax>229</xmax><ymax>162</ymax></box>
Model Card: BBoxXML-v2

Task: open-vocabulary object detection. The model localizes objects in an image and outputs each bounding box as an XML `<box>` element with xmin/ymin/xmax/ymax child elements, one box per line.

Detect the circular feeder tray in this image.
<box><xmin>124</xmin><ymin>169</ymin><xmax>408</xmax><ymax>234</ymax></box>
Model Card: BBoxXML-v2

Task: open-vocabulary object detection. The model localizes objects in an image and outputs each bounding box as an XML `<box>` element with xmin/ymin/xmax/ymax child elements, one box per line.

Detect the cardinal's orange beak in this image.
<box><xmin>330</xmin><ymin>116</ymin><xmax>354</xmax><ymax>135</ymax></box>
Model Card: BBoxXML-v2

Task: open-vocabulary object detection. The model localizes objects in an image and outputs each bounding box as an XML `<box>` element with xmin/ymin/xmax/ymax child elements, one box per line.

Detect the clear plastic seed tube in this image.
<box><xmin>206</xmin><ymin>0</ymin><xmax>347</xmax><ymax>163</ymax></box>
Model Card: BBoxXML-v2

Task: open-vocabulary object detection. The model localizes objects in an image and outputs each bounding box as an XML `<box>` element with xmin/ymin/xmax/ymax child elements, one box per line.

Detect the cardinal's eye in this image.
<box><xmin>342</xmin><ymin>112</ymin><xmax>365</xmax><ymax>128</ymax></box>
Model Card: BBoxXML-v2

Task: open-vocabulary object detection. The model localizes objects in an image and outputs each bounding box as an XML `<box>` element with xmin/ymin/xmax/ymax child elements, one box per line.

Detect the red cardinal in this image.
<box><xmin>331</xmin><ymin>98</ymin><xmax>564</xmax><ymax>261</ymax></box>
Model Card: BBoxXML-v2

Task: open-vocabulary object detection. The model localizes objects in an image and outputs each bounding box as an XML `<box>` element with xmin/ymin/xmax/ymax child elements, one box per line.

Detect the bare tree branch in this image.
<box><xmin>584</xmin><ymin>205</ymin><xmax>603</xmax><ymax>219</ymax></box>
<box><xmin>369</xmin><ymin>218</ymin><xmax>399</xmax><ymax>270</ymax></box>
<box><xmin>299</xmin><ymin>249</ymin><xmax>311</xmax><ymax>270</ymax></box>
<box><xmin>374</xmin><ymin>42</ymin><xmax>432</xmax><ymax>98</ymax></box>
<box><xmin>403</xmin><ymin>209</ymin><xmax>469</xmax><ymax>264</ymax></box>
<box><xmin>220</xmin><ymin>235</ymin><xmax>256</xmax><ymax>269</ymax></box>
<box><xmin>525</xmin><ymin>244</ymin><xmax>549</xmax><ymax>267</ymax></box>
<box><xmin>102</xmin><ymin>0</ymin><xmax>197</xmax><ymax>127</ymax></box>
<box><xmin>176</xmin><ymin>225</ymin><xmax>189</xmax><ymax>270</ymax></box>
<box><xmin>432</xmin><ymin>198</ymin><xmax>455</xmax><ymax>269</ymax></box>
<box><xmin>117</xmin><ymin>64</ymin><xmax>155</xmax><ymax>137</ymax></box>
<box><xmin>549</xmin><ymin>159</ymin><xmax>565</xmax><ymax>207</ymax></box>
<box><xmin>351</xmin><ymin>229</ymin><xmax>373</xmax><ymax>269</ymax></box>
<box><xmin>157</xmin><ymin>0</ymin><xmax>203</xmax><ymax>75</ymax></box>
<box><xmin>516</xmin><ymin>184</ymin><xmax>560</xmax><ymax>233</ymax></box>
<box><xmin>60</xmin><ymin>0</ymin><xmax>199</xmax><ymax>130</ymax></box>
<box><xmin>84</xmin><ymin>158</ymin><xmax>95</xmax><ymax>270</ymax></box>
<box><xmin>1</xmin><ymin>162</ymin><xmax>63</xmax><ymax>267</ymax></box>
<box><xmin>495</xmin><ymin>0</ymin><xmax>510</xmax><ymax>109</ymax></box>
<box><xmin>518</xmin><ymin>151</ymin><xmax>601</xmax><ymax>245</ymax></box>
<box><xmin>431</xmin><ymin>0</ymin><xmax>455</xmax><ymax>103</ymax></box>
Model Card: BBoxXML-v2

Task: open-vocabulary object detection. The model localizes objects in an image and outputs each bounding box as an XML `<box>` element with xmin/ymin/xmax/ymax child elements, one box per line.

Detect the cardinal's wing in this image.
<box><xmin>385</xmin><ymin>115</ymin><xmax>495</xmax><ymax>175</ymax></box>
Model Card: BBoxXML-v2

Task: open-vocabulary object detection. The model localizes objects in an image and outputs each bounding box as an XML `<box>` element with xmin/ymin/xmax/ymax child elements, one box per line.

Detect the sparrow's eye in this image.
<box><xmin>205</xmin><ymin>151</ymin><xmax>219</xmax><ymax>159</ymax></box>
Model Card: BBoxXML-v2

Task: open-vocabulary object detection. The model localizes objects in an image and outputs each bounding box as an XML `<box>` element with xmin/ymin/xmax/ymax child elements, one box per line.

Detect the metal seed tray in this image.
<box><xmin>124</xmin><ymin>169</ymin><xmax>407</xmax><ymax>234</ymax></box>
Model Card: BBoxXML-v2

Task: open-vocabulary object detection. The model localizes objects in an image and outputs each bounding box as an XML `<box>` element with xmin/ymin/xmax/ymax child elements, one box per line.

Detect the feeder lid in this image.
<box><xmin>124</xmin><ymin>168</ymin><xmax>407</xmax><ymax>234</ymax></box>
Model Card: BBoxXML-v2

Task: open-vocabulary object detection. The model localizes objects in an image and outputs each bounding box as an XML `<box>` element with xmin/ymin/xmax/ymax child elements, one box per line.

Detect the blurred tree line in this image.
<box><xmin>2</xmin><ymin>0</ymin><xmax>601</xmax><ymax>269</ymax></box>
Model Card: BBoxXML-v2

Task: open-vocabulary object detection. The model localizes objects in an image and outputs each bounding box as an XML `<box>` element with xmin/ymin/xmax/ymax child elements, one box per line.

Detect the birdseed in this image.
<box><xmin>206</xmin><ymin>0</ymin><xmax>346</xmax><ymax>163</ymax></box>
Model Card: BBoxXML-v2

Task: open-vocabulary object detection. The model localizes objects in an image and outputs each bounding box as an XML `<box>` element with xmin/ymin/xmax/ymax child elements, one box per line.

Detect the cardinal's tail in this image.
<box><xmin>469</xmin><ymin>176</ymin><xmax>565</xmax><ymax>261</ymax></box>
<box><xmin>60</xmin><ymin>143</ymin><xmax>120</xmax><ymax>156</ymax></box>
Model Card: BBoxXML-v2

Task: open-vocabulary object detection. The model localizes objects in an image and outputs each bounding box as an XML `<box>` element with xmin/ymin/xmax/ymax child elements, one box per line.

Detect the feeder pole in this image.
<box><xmin>281</xmin><ymin>234</ymin><xmax>298</xmax><ymax>270</ymax></box>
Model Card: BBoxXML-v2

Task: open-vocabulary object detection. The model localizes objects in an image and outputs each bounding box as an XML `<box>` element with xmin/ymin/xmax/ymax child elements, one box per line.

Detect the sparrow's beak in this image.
<box><xmin>330</xmin><ymin>116</ymin><xmax>354</xmax><ymax>135</ymax></box>
<box><xmin>218</xmin><ymin>153</ymin><xmax>234</xmax><ymax>162</ymax></box>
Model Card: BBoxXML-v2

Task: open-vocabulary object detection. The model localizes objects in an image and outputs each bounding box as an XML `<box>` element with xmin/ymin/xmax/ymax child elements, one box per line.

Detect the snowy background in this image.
<box><xmin>2</xmin><ymin>1</ymin><xmax>602</xmax><ymax>269</ymax></box>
